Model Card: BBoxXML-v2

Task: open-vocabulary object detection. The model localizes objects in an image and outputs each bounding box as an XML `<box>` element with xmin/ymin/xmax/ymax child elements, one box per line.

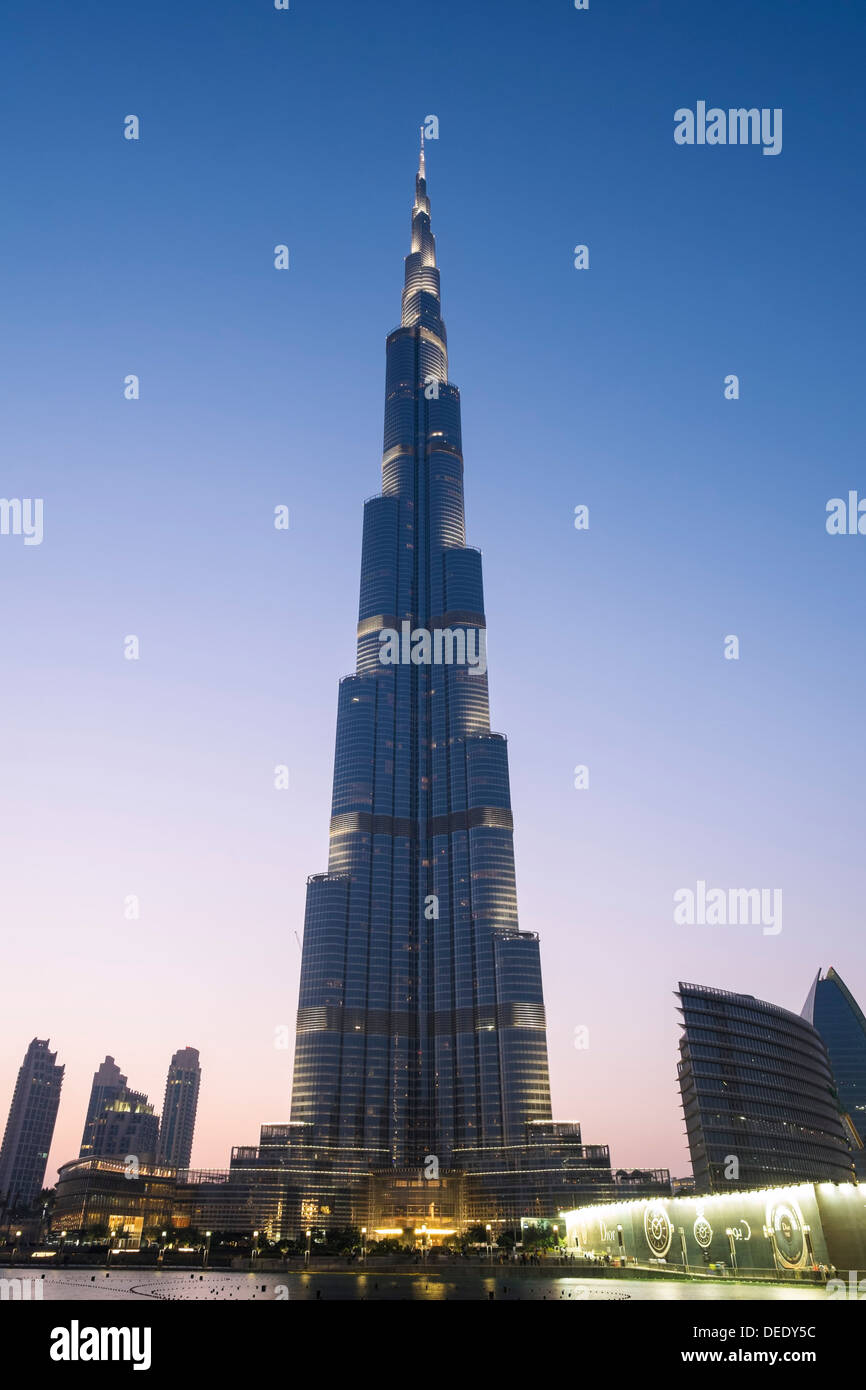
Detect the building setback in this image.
<box><xmin>286</xmin><ymin>136</ymin><xmax>584</xmax><ymax>1221</ymax></box>
<box><xmin>79</xmin><ymin>1056</ymin><xmax>126</xmax><ymax>1157</ymax></box>
<box><xmin>50</xmin><ymin>143</ymin><xmax>681</xmax><ymax>1244</ymax></box>
<box><xmin>157</xmin><ymin>1047</ymin><xmax>201</xmax><ymax>1169</ymax></box>
<box><xmin>802</xmin><ymin>966</ymin><xmax>866</xmax><ymax>1176</ymax></box>
<box><xmin>676</xmin><ymin>981</ymin><xmax>854</xmax><ymax>1192</ymax></box>
<box><xmin>51</xmin><ymin>1142</ymin><xmax>671</xmax><ymax>1246</ymax></box>
<box><xmin>0</xmin><ymin>1037</ymin><xmax>64</xmax><ymax>1211</ymax></box>
<box><xmin>79</xmin><ymin>1055</ymin><xmax>159</xmax><ymax>1163</ymax></box>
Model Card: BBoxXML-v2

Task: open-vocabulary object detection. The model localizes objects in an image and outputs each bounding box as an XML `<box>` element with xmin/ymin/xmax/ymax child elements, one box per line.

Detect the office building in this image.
<box><xmin>676</xmin><ymin>981</ymin><xmax>854</xmax><ymax>1192</ymax></box>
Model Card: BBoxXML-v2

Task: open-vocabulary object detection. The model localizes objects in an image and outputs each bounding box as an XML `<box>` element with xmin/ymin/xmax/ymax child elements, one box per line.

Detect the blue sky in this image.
<box><xmin>1</xmin><ymin>0</ymin><xmax>864</xmax><ymax>1178</ymax></box>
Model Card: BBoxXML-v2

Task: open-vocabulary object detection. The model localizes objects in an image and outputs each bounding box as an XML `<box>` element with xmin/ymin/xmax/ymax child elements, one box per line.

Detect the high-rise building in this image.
<box><xmin>676</xmin><ymin>981</ymin><xmax>854</xmax><ymax>1192</ymax></box>
<box><xmin>0</xmin><ymin>1037</ymin><xmax>64</xmax><ymax>1211</ymax></box>
<box><xmin>157</xmin><ymin>1046</ymin><xmax>201</xmax><ymax>1169</ymax></box>
<box><xmin>80</xmin><ymin>1055</ymin><xmax>126</xmax><ymax>1157</ymax></box>
<box><xmin>802</xmin><ymin>966</ymin><xmax>866</xmax><ymax>1176</ymax></box>
<box><xmin>91</xmin><ymin>1093</ymin><xmax>159</xmax><ymax>1162</ymax></box>
<box><xmin>288</xmin><ymin>135</ymin><xmax>556</xmax><ymax>1176</ymax></box>
<box><xmin>79</xmin><ymin>1055</ymin><xmax>159</xmax><ymax>1163</ymax></box>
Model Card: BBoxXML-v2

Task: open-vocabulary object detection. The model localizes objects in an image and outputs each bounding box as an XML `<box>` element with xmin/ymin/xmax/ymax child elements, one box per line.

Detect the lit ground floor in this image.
<box><xmin>562</xmin><ymin>1181</ymin><xmax>866</xmax><ymax>1279</ymax></box>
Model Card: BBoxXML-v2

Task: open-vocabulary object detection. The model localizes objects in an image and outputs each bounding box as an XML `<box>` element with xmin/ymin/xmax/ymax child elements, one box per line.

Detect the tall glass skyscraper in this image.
<box><xmin>0</xmin><ymin>1038</ymin><xmax>64</xmax><ymax>1211</ymax></box>
<box><xmin>676</xmin><ymin>982</ymin><xmax>854</xmax><ymax>1192</ymax></box>
<box><xmin>289</xmin><ymin>137</ymin><xmax>554</xmax><ymax>1173</ymax></box>
<box><xmin>157</xmin><ymin>1046</ymin><xmax>201</xmax><ymax>1170</ymax></box>
<box><xmin>802</xmin><ymin>967</ymin><xmax>866</xmax><ymax>1175</ymax></box>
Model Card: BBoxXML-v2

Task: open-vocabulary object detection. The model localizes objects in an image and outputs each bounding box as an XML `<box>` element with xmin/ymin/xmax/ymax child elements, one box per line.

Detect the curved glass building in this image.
<box><xmin>802</xmin><ymin>966</ymin><xmax>866</xmax><ymax>1175</ymax></box>
<box><xmin>289</xmin><ymin>138</ymin><xmax>554</xmax><ymax>1172</ymax></box>
<box><xmin>676</xmin><ymin>982</ymin><xmax>854</xmax><ymax>1192</ymax></box>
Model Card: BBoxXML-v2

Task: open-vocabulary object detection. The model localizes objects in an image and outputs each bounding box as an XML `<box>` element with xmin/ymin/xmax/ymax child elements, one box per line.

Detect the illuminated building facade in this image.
<box><xmin>228</xmin><ymin>1123</ymin><xmax>368</xmax><ymax>1234</ymax></box>
<box><xmin>563</xmin><ymin>1182</ymin><xmax>866</xmax><ymax>1277</ymax></box>
<box><xmin>459</xmin><ymin>1126</ymin><xmax>633</xmax><ymax>1226</ymax></box>
<box><xmin>0</xmin><ymin>1037</ymin><xmax>64</xmax><ymax>1211</ymax></box>
<box><xmin>90</xmin><ymin>1096</ymin><xmax>158</xmax><ymax>1163</ymax></box>
<box><xmin>676</xmin><ymin>982</ymin><xmax>855</xmax><ymax>1192</ymax></box>
<box><xmin>52</xmin><ymin>1157</ymin><xmax>178</xmax><ymax>1245</ymax></box>
<box><xmin>52</xmin><ymin>1155</ymin><xmax>290</xmax><ymax>1245</ymax></box>
<box><xmin>289</xmin><ymin>136</ymin><xmax>557</xmax><ymax>1190</ymax></box>
<box><xmin>802</xmin><ymin>966</ymin><xmax>866</xmax><ymax>1176</ymax></box>
<box><xmin>79</xmin><ymin>1056</ymin><xmax>159</xmax><ymax>1163</ymax></box>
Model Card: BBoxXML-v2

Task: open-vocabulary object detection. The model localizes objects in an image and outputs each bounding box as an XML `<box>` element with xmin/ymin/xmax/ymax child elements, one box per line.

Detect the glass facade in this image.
<box><xmin>52</xmin><ymin>1158</ymin><xmax>178</xmax><ymax>1244</ymax></box>
<box><xmin>79</xmin><ymin>1055</ymin><xmax>126</xmax><ymax>1157</ymax></box>
<box><xmin>79</xmin><ymin>1053</ymin><xmax>163</xmax><ymax>1164</ymax></box>
<box><xmin>157</xmin><ymin>1047</ymin><xmax>201</xmax><ymax>1170</ymax></box>
<box><xmin>802</xmin><ymin>966</ymin><xmax>866</xmax><ymax>1176</ymax></box>
<box><xmin>289</xmin><ymin>141</ymin><xmax>554</xmax><ymax>1173</ymax></box>
<box><xmin>0</xmin><ymin>1037</ymin><xmax>64</xmax><ymax>1210</ymax></box>
<box><xmin>677</xmin><ymin>982</ymin><xmax>854</xmax><ymax>1192</ymax></box>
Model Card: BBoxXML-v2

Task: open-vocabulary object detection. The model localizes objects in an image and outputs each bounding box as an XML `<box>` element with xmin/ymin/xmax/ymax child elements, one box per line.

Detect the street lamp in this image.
<box><xmin>252</xmin><ymin>1230</ymin><xmax>260</xmax><ymax>1263</ymax></box>
<box><xmin>305</xmin><ymin>1228</ymin><xmax>312</xmax><ymax>1268</ymax></box>
<box><xmin>361</xmin><ymin>1227</ymin><xmax>367</xmax><ymax>1265</ymax></box>
<box><xmin>204</xmin><ymin>1231</ymin><xmax>212</xmax><ymax>1268</ymax></box>
<box><xmin>486</xmin><ymin>1223</ymin><xmax>492</xmax><ymax>1263</ymax></box>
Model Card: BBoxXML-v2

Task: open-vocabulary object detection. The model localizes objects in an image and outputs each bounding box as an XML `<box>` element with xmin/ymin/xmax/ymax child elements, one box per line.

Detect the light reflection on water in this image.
<box><xmin>0</xmin><ymin>1268</ymin><xmax>828</xmax><ymax>1302</ymax></box>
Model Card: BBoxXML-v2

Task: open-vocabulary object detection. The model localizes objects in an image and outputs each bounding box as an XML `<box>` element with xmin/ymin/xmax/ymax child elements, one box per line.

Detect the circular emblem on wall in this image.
<box><xmin>693</xmin><ymin>1214</ymin><xmax>713</xmax><ymax>1249</ymax></box>
<box><xmin>766</xmin><ymin>1199</ymin><xmax>807</xmax><ymax>1270</ymax></box>
<box><xmin>644</xmin><ymin>1202</ymin><xmax>673</xmax><ymax>1257</ymax></box>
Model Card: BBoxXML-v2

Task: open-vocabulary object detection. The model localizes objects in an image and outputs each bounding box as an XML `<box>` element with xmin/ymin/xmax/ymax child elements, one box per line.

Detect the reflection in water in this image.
<box><xmin>0</xmin><ymin>1268</ymin><xmax>828</xmax><ymax>1303</ymax></box>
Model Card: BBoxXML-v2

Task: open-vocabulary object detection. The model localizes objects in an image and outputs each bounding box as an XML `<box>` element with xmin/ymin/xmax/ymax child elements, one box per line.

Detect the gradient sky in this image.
<box><xmin>1</xmin><ymin>0</ymin><xmax>864</xmax><ymax>1186</ymax></box>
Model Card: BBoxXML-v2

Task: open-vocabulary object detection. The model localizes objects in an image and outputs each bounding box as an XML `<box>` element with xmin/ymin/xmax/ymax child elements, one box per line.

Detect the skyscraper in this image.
<box><xmin>0</xmin><ymin>1037</ymin><xmax>64</xmax><ymax>1211</ymax></box>
<box><xmin>289</xmin><ymin>136</ymin><xmax>555</xmax><ymax>1173</ymax></box>
<box><xmin>676</xmin><ymin>982</ymin><xmax>854</xmax><ymax>1192</ymax></box>
<box><xmin>79</xmin><ymin>1055</ymin><xmax>126</xmax><ymax>1157</ymax></box>
<box><xmin>157</xmin><ymin>1046</ymin><xmax>201</xmax><ymax>1169</ymax></box>
<box><xmin>79</xmin><ymin>1055</ymin><xmax>159</xmax><ymax>1163</ymax></box>
<box><xmin>802</xmin><ymin>966</ymin><xmax>866</xmax><ymax>1176</ymax></box>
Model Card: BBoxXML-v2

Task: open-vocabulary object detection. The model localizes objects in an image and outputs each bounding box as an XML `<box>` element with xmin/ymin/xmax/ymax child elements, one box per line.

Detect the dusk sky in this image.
<box><xmin>1</xmin><ymin>0</ymin><xmax>864</xmax><ymax>1184</ymax></box>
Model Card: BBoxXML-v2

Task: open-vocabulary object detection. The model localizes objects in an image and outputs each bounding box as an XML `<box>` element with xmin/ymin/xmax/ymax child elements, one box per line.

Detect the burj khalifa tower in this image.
<box><xmin>288</xmin><ymin>134</ymin><xmax>554</xmax><ymax>1178</ymax></box>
